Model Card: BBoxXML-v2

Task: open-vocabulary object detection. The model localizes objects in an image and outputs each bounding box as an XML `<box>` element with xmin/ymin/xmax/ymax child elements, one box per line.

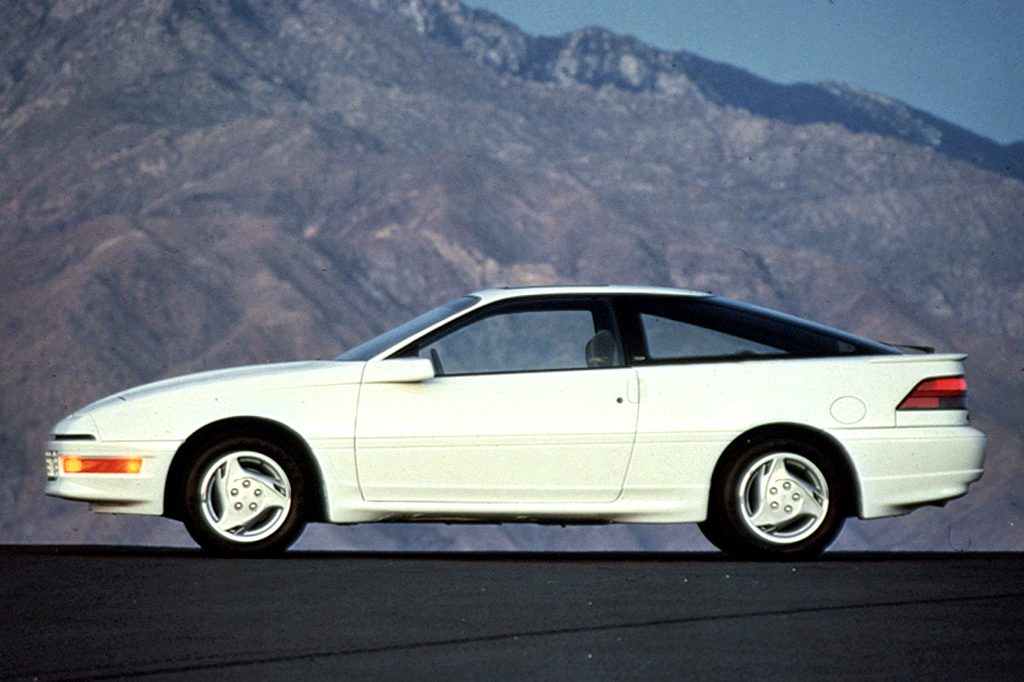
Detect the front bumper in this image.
<box><xmin>45</xmin><ymin>439</ymin><xmax>179</xmax><ymax>515</ymax></box>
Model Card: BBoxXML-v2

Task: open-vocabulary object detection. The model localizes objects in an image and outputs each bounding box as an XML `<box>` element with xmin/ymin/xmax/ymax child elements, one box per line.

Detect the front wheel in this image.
<box><xmin>700</xmin><ymin>439</ymin><xmax>846</xmax><ymax>560</ymax></box>
<box><xmin>181</xmin><ymin>436</ymin><xmax>307</xmax><ymax>555</ymax></box>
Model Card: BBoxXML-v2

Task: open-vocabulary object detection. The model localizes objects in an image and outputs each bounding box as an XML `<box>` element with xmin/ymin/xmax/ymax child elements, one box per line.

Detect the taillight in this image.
<box><xmin>897</xmin><ymin>376</ymin><xmax>967</xmax><ymax>410</ymax></box>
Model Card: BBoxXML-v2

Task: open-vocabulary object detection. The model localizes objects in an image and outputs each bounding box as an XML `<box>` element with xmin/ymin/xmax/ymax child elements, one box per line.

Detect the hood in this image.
<box><xmin>54</xmin><ymin>361</ymin><xmax>366</xmax><ymax>440</ymax></box>
<box><xmin>110</xmin><ymin>361</ymin><xmax>364</xmax><ymax>403</ymax></box>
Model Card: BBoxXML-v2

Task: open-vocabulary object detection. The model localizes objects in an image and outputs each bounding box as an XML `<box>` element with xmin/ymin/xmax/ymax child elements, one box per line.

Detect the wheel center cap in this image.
<box><xmin>767</xmin><ymin>479</ymin><xmax>803</xmax><ymax>519</ymax></box>
<box><xmin>228</xmin><ymin>477</ymin><xmax>269</xmax><ymax>511</ymax></box>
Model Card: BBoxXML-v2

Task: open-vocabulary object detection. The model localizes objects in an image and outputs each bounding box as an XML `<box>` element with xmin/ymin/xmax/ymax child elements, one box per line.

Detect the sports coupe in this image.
<box><xmin>46</xmin><ymin>286</ymin><xmax>985</xmax><ymax>558</ymax></box>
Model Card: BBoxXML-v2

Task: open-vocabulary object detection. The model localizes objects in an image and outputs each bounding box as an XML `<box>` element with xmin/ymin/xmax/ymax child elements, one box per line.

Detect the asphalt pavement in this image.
<box><xmin>2</xmin><ymin>546</ymin><xmax>1022</xmax><ymax>680</ymax></box>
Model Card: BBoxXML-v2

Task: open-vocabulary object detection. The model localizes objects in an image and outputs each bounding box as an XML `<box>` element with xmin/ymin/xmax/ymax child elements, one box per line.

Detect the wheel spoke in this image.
<box><xmin>244</xmin><ymin>469</ymin><xmax>290</xmax><ymax>507</ymax></box>
<box><xmin>790</xmin><ymin>475</ymin><xmax>826</xmax><ymax>521</ymax></box>
<box><xmin>207</xmin><ymin>454</ymin><xmax>246</xmax><ymax>525</ymax></box>
<box><xmin>746</xmin><ymin>504</ymin><xmax>779</xmax><ymax>530</ymax></box>
<box><xmin>757</xmin><ymin>456</ymin><xmax>782</xmax><ymax>494</ymax></box>
<box><xmin>745</xmin><ymin>457</ymin><xmax>777</xmax><ymax>518</ymax></box>
<box><xmin>744</xmin><ymin>455</ymin><xmax>785</xmax><ymax>527</ymax></box>
<box><xmin>209</xmin><ymin>461</ymin><xmax>230</xmax><ymax>515</ymax></box>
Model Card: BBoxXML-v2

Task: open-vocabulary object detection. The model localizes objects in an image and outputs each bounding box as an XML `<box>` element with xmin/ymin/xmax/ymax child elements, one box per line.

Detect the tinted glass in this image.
<box><xmin>641</xmin><ymin>313</ymin><xmax>783</xmax><ymax>359</ymax></box>
<box><xmin>628</xmin><ymin>295</ymin><xmax>897</xmax><ymax>361</ymax></box>
<box><xmin>336</xmin><ymin>296</ymin><xmax>479</xmax><ymax>361</ymax></box>
<box><xmin>419</xmin><ymin>308</ymin><xmax>600</xmax><ymax>375</ymax></box>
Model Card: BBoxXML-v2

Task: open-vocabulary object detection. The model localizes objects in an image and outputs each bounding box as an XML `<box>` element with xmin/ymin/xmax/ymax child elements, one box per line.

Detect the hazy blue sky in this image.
<box><xmin>464</xmin><ymin>0</ymin><xmax>1023</xmax><ymax>144</ymax></box>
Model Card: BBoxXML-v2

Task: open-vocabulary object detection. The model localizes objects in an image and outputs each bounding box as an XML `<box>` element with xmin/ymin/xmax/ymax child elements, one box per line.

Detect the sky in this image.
<box><xmin>463</xmin><ymin>0</ymin><xmax>1023</xmax><ymax>145</ymax></box>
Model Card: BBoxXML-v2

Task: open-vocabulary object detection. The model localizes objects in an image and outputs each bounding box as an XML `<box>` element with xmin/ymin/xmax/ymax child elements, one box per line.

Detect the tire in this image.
<box><xmin>181</xmin><ymin>435</ymin><xmax>307</xmax><ymax>556</ymax></box>
<box><xmin>700</xmin><ymin>438</ymin><xmax>846</xmax><ymax>560</ymax></box>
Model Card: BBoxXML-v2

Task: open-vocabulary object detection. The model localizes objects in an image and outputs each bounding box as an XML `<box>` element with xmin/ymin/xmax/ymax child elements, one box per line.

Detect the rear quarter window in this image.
<box><xmin>641</xmin><ymin>313</ymin><xmax>784</xmax><ymax>359</ymax></box>
<box><xmin>627</xmin><ymin>296</ymin><xmax>896</xmax><ymax>362</ymax></box>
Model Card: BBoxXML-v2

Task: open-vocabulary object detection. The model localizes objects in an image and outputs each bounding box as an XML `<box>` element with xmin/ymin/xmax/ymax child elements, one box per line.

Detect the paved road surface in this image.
<box><xmin>2</xmin><ymin>547</ymin><xmax>1022</xmax><ymax>680</ymax></box>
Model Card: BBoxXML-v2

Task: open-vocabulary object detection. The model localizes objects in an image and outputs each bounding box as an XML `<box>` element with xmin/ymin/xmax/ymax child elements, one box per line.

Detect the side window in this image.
<box><xmin>419</xmin><ymin>307</ymin><xmax>619</xmax><ymax>375</ymax></box>
<box><xmin>640</xmin><ymin>313</ymin><xmax>783</xmax><ymax>360</ymax></box>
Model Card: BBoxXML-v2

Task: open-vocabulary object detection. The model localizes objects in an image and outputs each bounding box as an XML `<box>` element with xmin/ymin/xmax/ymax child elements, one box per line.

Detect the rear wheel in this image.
<box><xmin>182</xmin><ymin>436</ymin><xmax>307</xmax><ymax>555</ymax></box>
<box><xmin>700</xmin><ymin>438</ymin><xmax>846</xmax><ymax>559</ymax></box>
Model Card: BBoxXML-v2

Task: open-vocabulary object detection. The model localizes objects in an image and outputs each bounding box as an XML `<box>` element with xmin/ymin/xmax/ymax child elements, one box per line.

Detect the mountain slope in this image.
<box><xmin>1</xmin><ymin>0</ymin><xmax>1021</xmax><ymax>551</ymax></box>
<box><xmin>396</xmin><ymin>0</ymin><xmax>1023</xmax><ymax>180</ymax></box>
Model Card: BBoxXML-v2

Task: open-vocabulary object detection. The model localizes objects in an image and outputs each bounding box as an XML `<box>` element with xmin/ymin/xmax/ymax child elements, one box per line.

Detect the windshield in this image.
<box><xmin>335</xmin><ymin>295</ymin><xmax>480</xmax><ymax>361</ymax></box>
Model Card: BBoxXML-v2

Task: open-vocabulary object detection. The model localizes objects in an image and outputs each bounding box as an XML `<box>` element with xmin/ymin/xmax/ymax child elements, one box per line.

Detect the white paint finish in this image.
<box><xmin>361</xmin><ymin>357</ymin><xmax>435</xmax><ymax>384</ymax></box>
<box><xmin>830</xmin><ymin>396</ymin><xmax>867</xmax><ymax>425</ymax></box>
<box><xmin>67</xmin><ymin>363</ymin><xmax>364</xmax><ymax>442</ymax></box>
<box><xmin>42</xmin><ymin>287</ymin><xmax>986</xmax><ymax>542</ymax></box>
<box><xmin>51</xmin><ymin>413</ymin><xmax>100</xmax><ymax>438</ymax></box>
<box><xmin>623</xmin><ymin>431</ymin><xmax>729</xmax><ymax>496</ymax></box>
<box><xmin>837</xmin><ymin>425</ymin><xmax>986</xmax><ymax>517</ymax></box>
<box><xmin>633</xmin><ymin>354</ymin><xmax>971</xmax><ymax>435</ymax></box>
<box><xmin>633</xmin><ymin>357</ymin><xmax>883</xmax><ymax>434</ymax></box>
<box><xmin>304</xmin><ymin>439</ymin><xmax>361</xmax><ymax>523</ymax></box>
<box><xmin>896</xmin><ymin>410</ymin><xmax>971</xmax><ymax>427</ymax></box>
<box><xmin>355</xmin><ymin>368</ymin><xmax>639</xmax><ymax>502</ymax></box>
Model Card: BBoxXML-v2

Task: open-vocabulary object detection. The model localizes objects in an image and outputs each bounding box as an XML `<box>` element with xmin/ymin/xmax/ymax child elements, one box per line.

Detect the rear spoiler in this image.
<box><xmin>885</xmin><ymin>344</ymin><xmax>935</xmax><ymax>354</ymax></box>
<box><xmin>869</xmin><ymin>352</ymin><xmax>966</xmax><ymax>364</ymax></box>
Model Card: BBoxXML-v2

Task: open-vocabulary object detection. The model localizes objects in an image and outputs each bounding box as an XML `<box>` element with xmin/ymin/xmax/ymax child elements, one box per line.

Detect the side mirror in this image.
<box><xmin>361</xmin><ymin>357</ymin><xmax>436</xmax><ymax>384</ymax></box>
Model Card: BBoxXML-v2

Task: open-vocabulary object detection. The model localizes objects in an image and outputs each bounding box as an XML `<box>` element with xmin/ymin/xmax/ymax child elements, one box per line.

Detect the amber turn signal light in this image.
<box><xmin>61</xmin><ymin>456</ymin><xmax>143</xmax><ymax>474</ymax></box>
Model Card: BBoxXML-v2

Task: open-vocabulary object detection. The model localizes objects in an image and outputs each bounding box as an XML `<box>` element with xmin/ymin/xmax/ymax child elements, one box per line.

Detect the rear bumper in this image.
<box><xmin>44</xmin><ymin>439</ymin><xmax>177</xmax><ymax>515</ymax></box>
<box><xmin>840</xmin><ymin>425</ymin><xmax>986</xmax><ymax>519</ymax></box>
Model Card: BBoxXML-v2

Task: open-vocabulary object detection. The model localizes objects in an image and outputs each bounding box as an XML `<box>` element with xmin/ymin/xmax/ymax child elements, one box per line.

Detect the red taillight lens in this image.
<box><xmin>897</xmin><ymin>376</ymin><xmax>968</xmax><ymax>410</ymax></box>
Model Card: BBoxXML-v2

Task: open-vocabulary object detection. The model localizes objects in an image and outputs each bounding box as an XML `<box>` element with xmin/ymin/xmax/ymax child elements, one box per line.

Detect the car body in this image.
<box><xmin>45</xmin><ymin>285</ymin><xmax>986</xmax><ymax>558</ymax></box>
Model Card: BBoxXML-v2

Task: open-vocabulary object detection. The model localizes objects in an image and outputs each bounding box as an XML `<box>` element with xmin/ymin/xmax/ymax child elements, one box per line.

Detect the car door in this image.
<box><xmin>354</xmin><ymin>299</ymin><xmax>639</xmax><ymax>503</ymax></box>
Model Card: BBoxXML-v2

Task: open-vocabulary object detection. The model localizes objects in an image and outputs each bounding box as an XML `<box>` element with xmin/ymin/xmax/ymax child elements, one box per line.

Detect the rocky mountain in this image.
<box><xmin>1</xmin><ymin>0</ymin><xmax>1021</xmax><ymax>551</ymax></box>
<box><xmin>402</xmin><ymin>0</ymin><xmax>1024</xmax><ymax>181</ymax></box>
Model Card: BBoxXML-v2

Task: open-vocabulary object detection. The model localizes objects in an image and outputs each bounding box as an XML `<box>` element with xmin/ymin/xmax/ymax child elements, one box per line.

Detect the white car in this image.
<box><xmin>46</xmin><ymin>286</ymin><xmax>985</xmax><ymax>558</ymax></box>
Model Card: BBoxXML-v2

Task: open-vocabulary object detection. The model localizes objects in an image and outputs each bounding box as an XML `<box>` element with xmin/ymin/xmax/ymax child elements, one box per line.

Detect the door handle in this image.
<box><xmin>626</xmin><ymin>377</ymin><xmax>641</xmax><ymax>404</ymax></box>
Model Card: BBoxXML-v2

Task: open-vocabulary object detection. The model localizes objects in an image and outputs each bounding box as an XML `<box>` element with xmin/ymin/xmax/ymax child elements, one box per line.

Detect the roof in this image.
<box><xmin>471</xmin><ymin>284</ymin><xmax>710</xmax><ymax>304</ymax></box>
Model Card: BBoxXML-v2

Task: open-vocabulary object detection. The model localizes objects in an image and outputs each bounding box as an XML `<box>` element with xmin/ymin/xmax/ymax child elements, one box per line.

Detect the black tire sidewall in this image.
<box><xmin>181</xmin><ymin>435</ymin><xmax>307</xmax><ymax>556</ymax></box>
